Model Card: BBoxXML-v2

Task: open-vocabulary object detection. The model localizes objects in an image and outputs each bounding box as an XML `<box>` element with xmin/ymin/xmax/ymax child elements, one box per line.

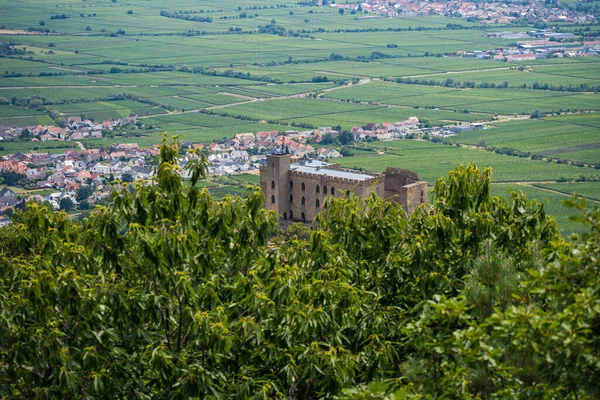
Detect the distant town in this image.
<box><xmin>331</xmin><ymin>0</ymin><xmax>596</xmax><ymax>25</ymax></box>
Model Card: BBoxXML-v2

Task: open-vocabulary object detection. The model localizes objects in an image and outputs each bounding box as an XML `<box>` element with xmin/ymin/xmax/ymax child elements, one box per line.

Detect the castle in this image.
<box><xmin>259</xmin><ymin>153</ymin><xmax>428</xmax><ymax>223</ymax></box>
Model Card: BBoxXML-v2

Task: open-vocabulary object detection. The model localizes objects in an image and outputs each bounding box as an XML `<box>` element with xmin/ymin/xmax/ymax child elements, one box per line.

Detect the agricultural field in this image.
<box><xmin>416</xmin><ymin>61</ymin><xmax>600</xmax><ymax>88</ymax></box>
<box><xmin>446</xmin><ymin>118</ymin><xmax>600</xmax><ymax>165</ymax></box>
<box><xmin>0</xmin><ymin>0</ymin><xmax>599</xmax><ymax>228</ymax></box>
<box><xmin>211</xmin><ymin>97</ymin><xmax>488</xmax><ymax>129</ymax></box>
<box><xmin>532</xmin><ymin>182</ymin><xmax>600</xmax><ymax>202</ymax></box>
<box><xmin>324</xmin><ymin>80</ymin><xmax>600</xmax><ymax>115</ymax></box>
<box><xmin>341</xmin><ymin>140</ymin><xmax>600</xmax><ymax>183</ymax></box>
<box><xmin>0</xmin><ymin>140</ymin><xmax>76</xmax><ymax>156</ymax></box>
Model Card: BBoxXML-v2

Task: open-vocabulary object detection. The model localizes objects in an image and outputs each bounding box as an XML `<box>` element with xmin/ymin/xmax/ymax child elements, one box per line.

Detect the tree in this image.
<box><xmin>78</xmin><ymin>200</ymin><xmax>91</xmax><ymax>210</ymax></box>
<box><xmin>0</xmin><ymin>138</ymin><xmax>597</xmax><ymax>399</ymax></box>
<box><xmin>339</xmin><ymin>131</ymin><xmax>354</xmax><ymax>145</ymax></box>
<box><xmin>339</xmin><ymin>8</ymin><xmax>344</xmax><ymax>14</ymax></box>
<box><xmin>58</xmin><ymin>197</ymin><xmax>74</xmax><ymax>212</ymax></box>
<box><xmin>121</xmin><ymin>172</ymin><xmax>134</xmax><ymax>182</ymax></box>
<box><xmin>75</xmin><ymin>185</ymin><xmax>93</xmax><ymax>201</ymax></box>
<box><xmin>0</xmin><ymin>170</ymin><xmax>26</xmax><ymax>186</ymax></box>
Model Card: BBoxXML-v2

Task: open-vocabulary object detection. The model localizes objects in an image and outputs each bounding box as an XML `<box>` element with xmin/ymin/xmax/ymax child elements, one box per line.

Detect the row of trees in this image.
<box><xmin>395</xmin><ymin>76</ymin><xmax>600</xmax><ymax>93</ymax></box>
<box><xmin>0</xmin><ymin>137</ymin><xmax>598</xmax><ymax>398</ymax></box>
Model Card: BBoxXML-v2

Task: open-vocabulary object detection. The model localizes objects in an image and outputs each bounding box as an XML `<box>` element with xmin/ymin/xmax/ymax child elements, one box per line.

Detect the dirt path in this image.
<box><xmin>49</xmin><ymin>66</ymin><xmax>84</xmax><ymax>73</ymax></box>
<box><xmin>0</xmin><ymin>29</ymin><xmax>49</xmax><ymax>35</ymax></box>
<box><xmin>506</xmin><ymin>182</ymin><xmax>600</xmax><ymax>204</ymax></box>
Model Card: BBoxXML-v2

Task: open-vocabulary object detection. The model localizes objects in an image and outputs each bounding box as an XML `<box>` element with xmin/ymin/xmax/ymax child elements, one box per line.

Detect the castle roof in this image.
<box><xmin>290</xmin><ymin>161</ymin><xmax>374</xmax><ymax>182</ymax></box>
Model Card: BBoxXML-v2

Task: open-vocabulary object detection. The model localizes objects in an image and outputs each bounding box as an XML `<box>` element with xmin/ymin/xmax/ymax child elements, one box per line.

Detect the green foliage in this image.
<box><xmin>1</xmin><ymin>142</ymin><xmax>598</xmax><ymax>398</ymax></box>
<box><xmin>58</xmin><ymin>197</ymin><xmax>73</xmax><ymax>211</ymax></box>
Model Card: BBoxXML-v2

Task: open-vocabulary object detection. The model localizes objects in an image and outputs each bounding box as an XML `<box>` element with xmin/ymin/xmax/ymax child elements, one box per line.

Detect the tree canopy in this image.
<box><xmin>0</xmin><ymin>138</ymin><xmax>598</xmax><ymax>399</ymax></box>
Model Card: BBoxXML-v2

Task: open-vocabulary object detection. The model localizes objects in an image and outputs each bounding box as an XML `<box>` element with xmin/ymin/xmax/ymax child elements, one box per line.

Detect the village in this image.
<box><xmin>331</xmin><ymin>0</ymin><xmax>596</xmax><ymax>25</ymax></box>
<box><xmin>0</xmin><ymin>114</ymin><xmax>482</xmax><ymax>224</ymax></box>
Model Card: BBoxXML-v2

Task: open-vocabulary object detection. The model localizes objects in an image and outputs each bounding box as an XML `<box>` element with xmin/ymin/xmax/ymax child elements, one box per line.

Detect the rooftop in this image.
<box><xmin>291</xmin><ymin>161</ymin><xmax>375</xmax><ymax>182</ymax></box>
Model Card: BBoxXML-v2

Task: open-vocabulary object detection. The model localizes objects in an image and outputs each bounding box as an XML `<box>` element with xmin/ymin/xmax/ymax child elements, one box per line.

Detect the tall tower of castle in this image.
<box><xmin>260</xmin><ymin>153</ymin><xmax>292</xmax><ymax>220</ymax></box>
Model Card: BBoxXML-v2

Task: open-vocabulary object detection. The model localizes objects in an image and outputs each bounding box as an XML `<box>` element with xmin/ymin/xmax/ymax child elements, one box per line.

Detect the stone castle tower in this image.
<box><xmin>260</xmin><ymin>153</ymin><xmax>428</xmax><ymax>223</ymax></box>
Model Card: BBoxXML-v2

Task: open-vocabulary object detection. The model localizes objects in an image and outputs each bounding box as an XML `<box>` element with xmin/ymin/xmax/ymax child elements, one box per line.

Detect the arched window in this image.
<box><xmin>301</xmin><ymin>196</ymin><xmax>305</xmax><ymax>205</ymax></box>
<box><xmin>290</xmin><ymin>194</ymin><xmax>293</xmax><ymax>203</ymax></box>
<box><xmin>290</xmin><ymin>180</ymin><xmax>293</xmax><ymax>189</ymax></box>
<box><xmin>316</xmin><ymin>199</ymin><xmax>320</xmax><ymax>208</ymax></box>
<box><xmin>284</xmin><ymin>212</ymin><xmax>287</xmax><ymax>220</ymax></box>
<box><xmin>323</xmin><ymin>185</ymin><xmax>327</xmax><ymax>195</ymax></box>
<box><xmin>316</xmin><ymin>184</ymin><xmax>320</xmax><ymax>194</ymax></box>
<box><xmin>271</xmin><ymin>180</ymin><xmax>275</xmax><ymax>189</ymax></box>
<box><xmin>301</xmin><ymin>182</ymin><xmax>305</xmax><ymax>191</ymax></box>
<box><xmin>290</xmin><ymin>210</ymin><xmax>294</xmax><ymax>219</ymax></box>
<box><xmin>331</xmin><ymin>186</ymin><xmax>335</xmax><ymax>196</ymax></box>
<box><xmin>301</xmin><ymin>212</ymin><xmax>306</xmax><ymax>221</ymax></box>
<box><xmin>271</xmin><ymin>195</ymin><xmax>275</xmax><ymax>204</ymax></box>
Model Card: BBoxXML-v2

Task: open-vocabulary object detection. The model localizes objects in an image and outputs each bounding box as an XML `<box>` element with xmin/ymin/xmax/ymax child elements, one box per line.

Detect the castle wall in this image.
<box><xmin>288</xmin><ymin>170</ymin><xmax>383</xmax><ymax>222</ymax></box>
<box><xmin>383</xmin><ymin>167</ymin><xmax>427</xmax><ymax>212</ymax></box>
<box><xmin>261</xmin><ymin>154</ymin><xmax>426</xmax><ymax>223</ymax></box>
<box><xmin>400</xmin><ymin>182</ymin><xmax>428</xmax><ymax>214</ymax></box>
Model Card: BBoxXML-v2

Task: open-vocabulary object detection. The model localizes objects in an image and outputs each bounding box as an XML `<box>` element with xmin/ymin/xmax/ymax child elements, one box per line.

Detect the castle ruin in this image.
<box><xmin>259</xmin><ymin>153</ymin><xmax>428</xmax><ymax>223</ymax></box>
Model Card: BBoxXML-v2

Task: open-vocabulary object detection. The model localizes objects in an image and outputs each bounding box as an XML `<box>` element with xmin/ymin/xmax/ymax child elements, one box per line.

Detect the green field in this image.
<box><xmin>446</xmin><ymin>118</ymin><xmax>600</xmax><ymax>165</ymax></box>
<box><xmin>341</xmin><ymin>140</ymin><xmax>600</xmax><ymax>183</ymax></box>
<box><xmin>324</xmin><ymin>80</ymin><xmax>600</xmax><ymax>115</ymax></box>
<box><xmin>0</xmin><ymin>140</ymin><xmax>77</xmax><ymax>156</ymax></box>
<box><xmin>532</xmin><ymin>182</ymin><xmax>600</xmax><ymax>202</ymax></box>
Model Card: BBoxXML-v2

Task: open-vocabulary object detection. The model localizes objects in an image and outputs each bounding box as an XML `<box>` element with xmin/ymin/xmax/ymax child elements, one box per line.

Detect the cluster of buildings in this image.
<box><xmin>330</xmin><ymin>0</ymin><xmax>596</xmax><ymax>24</ymax></box>
<box><xmin>0</xmin><ymin>115</ymin><xmax>483</xmax><ymax>225</ymax></box>
<box><xmin>0</xmin><ymin>115</ymin><xmax>137</xmax><ymax>142</ymax></box>
<box><xmin>476</xmin><ymin>31</ymin><xmax>600</xmax><ymax>61</ymax></box>
<box><xmin>200</xmin><ymin>118</ymin><xmax>430</xmax><ymax>174</ymax></box>
<box><xmin>0</xmin><ymin>143</ymin><xmax>155</xmax><ymax>217</ymax></box>
<box><xmin>350</xmin><ymin>117</ymin><xmax>421</xmax><ymax>140</ymax></box>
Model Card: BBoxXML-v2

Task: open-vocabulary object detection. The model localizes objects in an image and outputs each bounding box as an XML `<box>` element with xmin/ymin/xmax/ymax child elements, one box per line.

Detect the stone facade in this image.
<box><xmin>260</xmin><ymin>154</ymin><xmax>428</xmax><ymax>223</ymax></box>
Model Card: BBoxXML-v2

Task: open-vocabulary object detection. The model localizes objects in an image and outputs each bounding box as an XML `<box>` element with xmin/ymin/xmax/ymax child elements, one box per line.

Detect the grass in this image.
<box><xmin>420</xmin><ymin>61</ymin><xmax>600</xmax><ymax>88</ymax></box>
<box><xmin>531</xmin><ymin>182</ymin><xmax>600</xmax><ymax>202</ymax></box>
<box><xmin>324</xmin><ymin>80</ymin><xmax>600</xmax><ymax>115</ymax></box>
<box><xmin>339</xmin><ymin>140</ymin><xmax>600</xmax><ymax>183</ymax></box>
<box><xmin>0</xmin><ymin>140</ymin><xmax>77</xmax><ymax>156</ymax></box>
<box><xmin>446</xmin><ymin>118</ymin><xmax>600</xmax><ymax>165</ymax></box>
<box><xmin>214</xmin><ymin>97</ymin><xmax>489</xmax><ymax>129</ymax></box>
